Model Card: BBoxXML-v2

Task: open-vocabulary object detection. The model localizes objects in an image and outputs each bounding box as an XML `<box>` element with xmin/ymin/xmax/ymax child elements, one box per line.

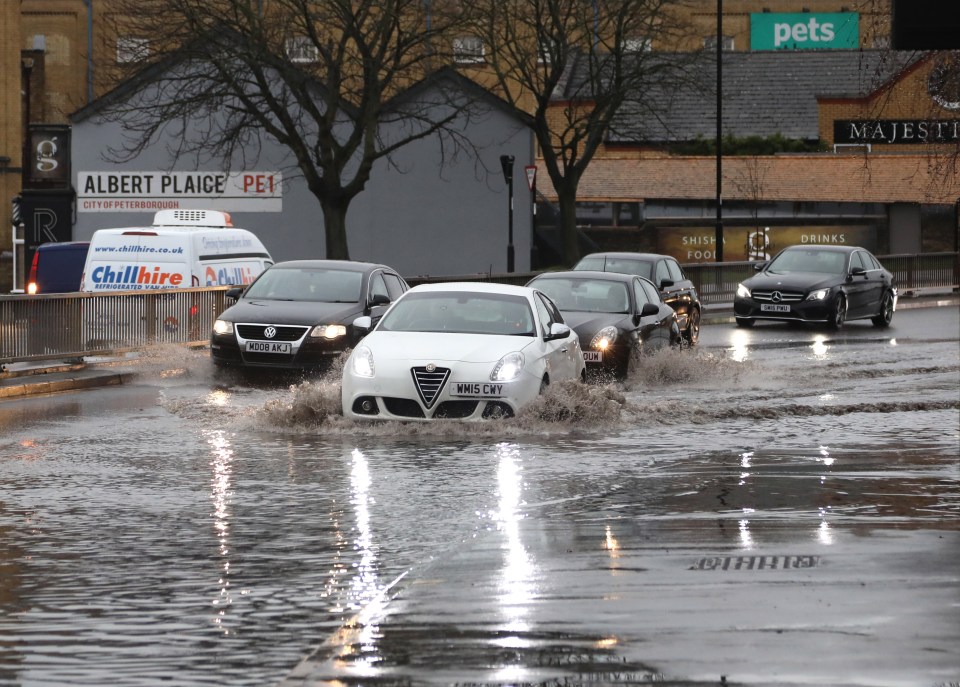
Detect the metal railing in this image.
<box><xmin>1</xmin><ymin>252</ymin><xmax>956</xmax><ymax>366</ymax></box>
<box><xmin>1</xmin><ymin>287</ymin><xmax>230</xmax><ymax>365</ymax></box>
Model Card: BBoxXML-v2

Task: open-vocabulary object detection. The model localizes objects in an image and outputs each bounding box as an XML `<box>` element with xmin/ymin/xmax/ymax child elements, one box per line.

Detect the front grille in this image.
<box><xmin>433</xmin><ymin>401</ymin><xmax>479</xmax><ymax>419</ymax></box>
<box><xmin>411</xmin><ymin>366</ymin><xmax>450</xmax><ymax>409</ymax></box>
<box><xmin>237</xmin><ymin>324</ymin><xmax>308</xmax><ymax>341</ymax></box>
<box><xmin>751</xmin><ymin>290</ymin><xmax>804</xmax><ymax>303</ymax></box>
<box><xmin>383</xmin><ymin>397</ymin><xmax>425</xmax><ymax>418</ymax></box>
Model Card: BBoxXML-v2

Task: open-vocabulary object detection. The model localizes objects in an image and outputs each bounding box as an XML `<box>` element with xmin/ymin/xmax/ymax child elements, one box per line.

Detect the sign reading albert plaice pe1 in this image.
<box><xmin>77</xmin><ymin>171</ymin><xmax>282</xmax><ymax>212</ymax></box>
<box><xmin>751</xmin><ymin>12</ymin><xmax>859</xmax><ymax>51</ymax></box>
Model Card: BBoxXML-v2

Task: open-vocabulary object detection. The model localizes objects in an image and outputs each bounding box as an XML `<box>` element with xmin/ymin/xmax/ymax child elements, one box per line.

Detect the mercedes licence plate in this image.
<box><xmin>451</xmin><ymin>382</ymin><xmax>505</xmax><ymax>398</ymax></box>
<box><xmin>583</xmin><ymin>351</ymin><xmax>603</xmax><ymax>363</ymax></box>
<box><xmin>761</xmin><ymin>304</ymin><xmax>790</xmax><ymax>312</ymax></box>
<box><xmin>246</xmin><ymin>341</ymin><xmax>292</xmax><ymax>354</ymax></box>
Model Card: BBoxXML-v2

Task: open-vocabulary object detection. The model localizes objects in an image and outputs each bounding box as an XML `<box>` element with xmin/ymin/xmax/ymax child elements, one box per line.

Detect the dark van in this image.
<box><xmin>27</xmin><ymin>242</ymin><xmax>91</xmax><ymax>294</ymax></box>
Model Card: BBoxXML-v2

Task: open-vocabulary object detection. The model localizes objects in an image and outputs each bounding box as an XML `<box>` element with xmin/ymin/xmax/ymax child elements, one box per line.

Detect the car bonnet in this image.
<box><xmin>362</xmin><ymin>331</ymin><xmax>536</xmax><ymax>364</ymax></box>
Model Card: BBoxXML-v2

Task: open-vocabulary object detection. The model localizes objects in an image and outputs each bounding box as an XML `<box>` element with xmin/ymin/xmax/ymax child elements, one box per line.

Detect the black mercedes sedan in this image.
<box><xmin>527</xmin><ymin>271</ymin><xmax>681</xmax><ymax>379</ymax></box>
<box><xmin>734</xmin><ymin>244</ymin><xmax>896</xmax><ymax>330</ymax></box>
<box><xmin>210</xmin><ymin>260</ymin><xmax>409</xmax><ymax>370</ymax></box>
<box><xmin>572</xmin><ymin>251</ymin><xmax>702</xmax><ymax>345</ymax></box>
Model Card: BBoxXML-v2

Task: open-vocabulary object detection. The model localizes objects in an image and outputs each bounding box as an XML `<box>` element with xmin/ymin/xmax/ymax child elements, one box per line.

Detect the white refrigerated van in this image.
<box><xmin>80</xmin><ymin>209</ymin><xmax>273</xmax><ymax>292</ymax></box>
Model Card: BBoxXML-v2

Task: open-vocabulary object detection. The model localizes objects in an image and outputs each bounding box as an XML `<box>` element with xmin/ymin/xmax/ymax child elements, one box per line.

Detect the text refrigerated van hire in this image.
<box><xmin>80</xmin><ymin>209</ymin><xmax>273</xmax><ymax>292</ymax></box>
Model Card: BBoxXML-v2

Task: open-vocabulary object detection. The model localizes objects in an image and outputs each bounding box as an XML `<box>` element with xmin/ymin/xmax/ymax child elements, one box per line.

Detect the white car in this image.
<box><xmin>341</xmin><ymin>282</ymin><xmax>586</xmax><ymax>421</ymax></box>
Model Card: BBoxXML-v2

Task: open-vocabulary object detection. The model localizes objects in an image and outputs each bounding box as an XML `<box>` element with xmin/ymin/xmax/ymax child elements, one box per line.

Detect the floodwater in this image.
<box><xmin>0</xmin><ymin>319</ymin><xmax>958</xmax><ymax>686</ymax></box>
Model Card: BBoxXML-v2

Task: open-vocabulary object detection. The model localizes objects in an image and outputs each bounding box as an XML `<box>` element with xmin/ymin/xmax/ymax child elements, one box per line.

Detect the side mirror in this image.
<box><xmin>352</xmin><ymin>315</ymin><xmax>373</xmax><ymax>333</ymax></box>
<box><xmin>225</xmin><ymin>287</ymin><xmax>244</xmax><ymax>300</ymax></box>
<box><xmin>368</xmin><ymin>293</ymin><xmax>390</xmax><ymax>308</ymax></box>
<box><xmin>660</xmin><ymin>278</ymin><xmax>675</xmax><ymax>288</ymax></box>
<box><xmin>546</xmin><ymin>322</ymin><xmax>571</xmax><ymax>340</ymax></box>
<box><xmin>850</xmin><ymin>266</ymin><xmax>866</xmax><ymax>277</ymax></box>
<box><xmin>753</xmin><ymin>262</ymin><xmax>765</xmax><ymax>272</ymax></box>
<box><xmin>640</xmin><ymin>302</ymin><xmax>660</xmax><ymax>318</ymax></box>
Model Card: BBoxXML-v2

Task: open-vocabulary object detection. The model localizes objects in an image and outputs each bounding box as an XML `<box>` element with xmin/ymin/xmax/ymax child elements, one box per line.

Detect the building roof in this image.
<box><xmin>536</xmin><ymin>154</ymin><xmax>960</xmax><ymax>204</ymax></box>
<box><xmin>603</xmin><ymin>50</ymin><xmax>922</xmax><ymax>143</ymax></box>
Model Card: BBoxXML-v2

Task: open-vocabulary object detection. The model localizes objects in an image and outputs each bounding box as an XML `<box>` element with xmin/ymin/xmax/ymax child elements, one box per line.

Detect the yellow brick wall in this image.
<box><xmin>1</xmin><ymin>0</ymin><xmax>24</xmax><ymax>290</ymax></box>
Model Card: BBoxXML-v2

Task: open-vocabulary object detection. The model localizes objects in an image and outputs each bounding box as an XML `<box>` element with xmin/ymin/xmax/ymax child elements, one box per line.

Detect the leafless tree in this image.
<box><xmin>466</xmin><ymin>0</ymin><xmax>699</xmax><ymax>265</ymax></box>
<box><xmin>97</xmin><ymin>0</ymin><xmax>479</xmax><ymax>259</ymax></box>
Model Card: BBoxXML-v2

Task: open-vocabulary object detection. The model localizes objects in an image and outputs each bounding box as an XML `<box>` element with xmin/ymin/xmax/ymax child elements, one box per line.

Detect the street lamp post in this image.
<box><xmin>500</xmin><ymin>154</ymin><xmax>515</xmax><ymax>273</ymax></box>
<box><xmin>715</xmin><ymin>0</ymin><xmax>724</xmax><ymax>263</ymax></box>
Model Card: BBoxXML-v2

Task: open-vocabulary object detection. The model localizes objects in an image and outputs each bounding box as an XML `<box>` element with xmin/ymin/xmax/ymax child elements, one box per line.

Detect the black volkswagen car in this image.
<box><xmin>527</xmin><ymin>271</ymin><xmax>681</xmax><ymax>379</ymax></box>
<box><xmin>734</xmin><ymin>244</ymin><xmax>896</xmax><ymax>330</ymax></box>
<box><xmin>210</xmin><ymin>260</ymin><xmax>408</xmax><ymax>370</ymax></box>
<box><xmin>572</xmin><ymin>252</ymin><xmax>702</xmax><ymax>345</ymax></box>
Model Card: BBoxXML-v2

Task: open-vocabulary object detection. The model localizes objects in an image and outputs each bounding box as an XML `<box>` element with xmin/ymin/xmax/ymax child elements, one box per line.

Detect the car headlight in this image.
<box><xmin>351</xmin><ymin>345</ymin><xmax>375</xmax><ymax>378</ymax></box>
<box><xmin>806</xmin><ymin>289</ymin><xmax>830</xmax><ymax>301</ymax></box>
<box><xmin>213</xmin><ymin>319</ymin><xmax>234</xmax><ymax>335</ymax></box>
<box><xmin>736</xmin><ymin>283</ymin><xmax>751</xmax><ymax>299</ymax></box>
<box><xmin>590</xmin><ymin>326</ymin><xmax>618</xmax><ymax>350</ymax></box>
<box><xmin>310</xmin><ymin>324</ymin><xmax>347</xmax><ymax>339</ymax></box>
<box><xmin>491</xmin><ymin>351</ymin><xmax>524</xmax><ymax>382</ymax></box>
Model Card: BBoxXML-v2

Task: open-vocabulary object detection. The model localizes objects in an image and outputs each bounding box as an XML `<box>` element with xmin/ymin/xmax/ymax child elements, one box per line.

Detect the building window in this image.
<box><xmin>703</xmin><ymin>35</ymin><xmax>735</xmax><ymax>51</ymax></box>
<box><xmin>453</xmin><ymin>36</ymin><xmax>485</xmax><ymax>64</ymax></box>
<box><xmin>625</xmin><ymin>37</ymin><xmax>652</xmax><ymax>53</ymax></box>
<box><xmin>116</xmin><ymin>37</ymin><xmax>149</xmax><ymax>64</ymax></box>
<box><xmin>285</xmin><ymin>37</ymin><xmax>319</xmax><ymax>64</ymax></box>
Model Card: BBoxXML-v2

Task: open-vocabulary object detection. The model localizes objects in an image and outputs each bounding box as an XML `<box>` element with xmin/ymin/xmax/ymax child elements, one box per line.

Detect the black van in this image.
<box><xmin>27</xmin><ymin>242</ymin><xmax>91</xmax><ymax>294</ymax></box>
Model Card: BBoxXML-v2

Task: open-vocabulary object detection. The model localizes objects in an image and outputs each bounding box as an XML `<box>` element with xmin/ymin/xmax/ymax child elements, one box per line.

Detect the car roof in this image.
<box><xmin>780</xmin><ymin>244</ymin><xmax>862</xmax><ymax>254</ymax></box>
<box><xmin>579</xmin><ymin>252</ymin><xmax>671</xmax><ymax>262</ymax></box>
<box><xmin>531</xmin><ymin>270</ymin><xmax>641</xmax><ymax>285</ymax></box>
<box><xmin>271</xmin><ymin>259</ymin><xmax>394</xmax><ymax>272</ymax></box>
<box><xmin>407</xmin><ymin>282</ymin><xmax>536</xmax><ymax>297</ymax></box>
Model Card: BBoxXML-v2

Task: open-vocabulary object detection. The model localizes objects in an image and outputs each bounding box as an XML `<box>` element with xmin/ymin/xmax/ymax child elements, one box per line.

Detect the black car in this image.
<box><xmin>210</xmin><ymin>259</ymin><xmax>409</xmax><ymax>369</ymax></box>
<box><xmin>572</xmin><ymin>252</ymin><xmax>702</xmax><ymax>345</ymax></box>
<box><xmin>733</xmin><ymin>244</ymin><xmax>896</xmax><ymax>330</ymax></box>
<box><xmin>527</xmin><ymin>271</ymin><xmax>681</xmax><ymax>379</ymax></box>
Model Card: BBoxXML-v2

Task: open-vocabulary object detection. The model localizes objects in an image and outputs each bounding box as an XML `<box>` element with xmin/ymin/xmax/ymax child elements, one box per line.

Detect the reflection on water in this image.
<box><xmin>0</xmin><ymin>334</ymin><xmax>956</xmax><ymax>685</ymax></box>
<box><xmin>206</xmin><ymin>430</ymin><xmax>234</xmax><ymax>635</ymax></box>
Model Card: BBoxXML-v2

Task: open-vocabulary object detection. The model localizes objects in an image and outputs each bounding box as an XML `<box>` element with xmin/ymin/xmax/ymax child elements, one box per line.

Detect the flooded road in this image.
<box><xmin>1</xmin><ymin>308</ymin><xmax>958</xmax><ymax>686</ymax></box>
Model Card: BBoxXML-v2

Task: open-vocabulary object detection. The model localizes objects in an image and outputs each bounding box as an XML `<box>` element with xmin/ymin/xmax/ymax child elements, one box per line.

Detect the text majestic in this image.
<box><xmin>835</xmin><ymin>120</ymin><xmax>960</xmax><ymax>145</ymax></box>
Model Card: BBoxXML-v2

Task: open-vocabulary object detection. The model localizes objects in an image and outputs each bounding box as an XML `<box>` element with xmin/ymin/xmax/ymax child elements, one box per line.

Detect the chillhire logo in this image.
<box><xmin>91</xmin><ymin>264</ymin><xmax>185</xmax><ymax>290</ymax></box>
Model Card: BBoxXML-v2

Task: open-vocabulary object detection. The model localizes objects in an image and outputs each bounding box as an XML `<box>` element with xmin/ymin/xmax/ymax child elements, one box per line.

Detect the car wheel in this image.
<box><xmin>735</xmin><ymin>317</ymin><xmax>754</xmax><ymax>328</ymax></box>
<box><xmin>828</xmin><ymin>295</ymin><xmax>847</xmax><ymax>330</ymax></box>
<box><xmin>684</xmin><ymin>308</ymin><xmax>701</xmax><ymax>345</ymax></box>
<box><xmin>871</xmin><ymin>291</ymin><xmax>894</xmax><ymax>328</ymax></box>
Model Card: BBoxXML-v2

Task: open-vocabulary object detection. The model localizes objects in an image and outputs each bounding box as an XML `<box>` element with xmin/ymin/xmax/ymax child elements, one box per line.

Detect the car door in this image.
<box><xmin>535</xmin><ymin>293</ymin><xmax>578</xmax><ymax>380</ymax></box>
<box><xmin>845</xmin><ymin>251</ymin><xmax>873</xmax><ymax>318</ymax></box>
<box><xmin>654</xmin><ymin>259</ymin><xmax>683</xmax><ymax>322</ymax></box>
<box><xmin>854</xmin><ymin>250</ymin><xmax>885</xmax><ymax>316</ymax></box>
<box><xmin>633</xmin><ymin>278</ymin><xmax>672</xmax><ymax>352</ymax></box>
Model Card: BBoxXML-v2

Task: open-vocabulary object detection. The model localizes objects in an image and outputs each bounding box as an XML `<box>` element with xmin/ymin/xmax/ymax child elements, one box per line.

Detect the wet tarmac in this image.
<box><xmin>0</xmin><ymin>307</ymin><xmax>958</xmax><ymax>687</ymax></box>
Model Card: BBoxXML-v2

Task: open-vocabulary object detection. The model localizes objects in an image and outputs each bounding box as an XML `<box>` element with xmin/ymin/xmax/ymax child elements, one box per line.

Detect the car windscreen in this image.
<box><xmin>243</xmin><ymin>267</ymin><xmax>363</xmax><ymax>302</ymax></box>
<box><xmin>574</xmin><ymin>257</ymin><xmax>652</xmax><ymax>280</ymax></box>
<box><xmin>768</xmin><ymin>249</ymin><xmax>847</xmax><ymax>275</ymax></box>
<box><xmin>378</xmin><ymin>291</ymin><xmax>536</xmax><ymax>336</ymax></box>
<box><xmin>531</xmin><ymin>278</ymin><xmax>629</xmax><ymax>314</ymax></box>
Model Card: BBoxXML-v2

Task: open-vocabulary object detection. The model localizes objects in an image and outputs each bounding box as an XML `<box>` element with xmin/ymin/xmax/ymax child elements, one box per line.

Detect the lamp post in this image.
<box><xmin>500</xmin><ymin>154</ymin><xmax>515</xmax><ymax>273</ymax></box>
<box><xmin>715</xmin><ymin>0</ymin><xmax>724</xmax><ymax>262</ymax></box>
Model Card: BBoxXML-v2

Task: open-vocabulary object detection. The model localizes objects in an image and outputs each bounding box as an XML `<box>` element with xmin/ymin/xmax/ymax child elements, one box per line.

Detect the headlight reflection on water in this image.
<box><xmin>206</xmin><ymin>430</ymin><xmax>235</xmax><ymax>634</ymax></box>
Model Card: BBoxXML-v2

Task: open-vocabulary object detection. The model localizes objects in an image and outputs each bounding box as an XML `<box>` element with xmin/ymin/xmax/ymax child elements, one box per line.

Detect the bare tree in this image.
<box><xmin>466</xmin><ymin>0</ymin><xmax>698</xmax><ymax>265</ymax></box>
<box><xmin>97</xmin><ymin>0</ymin><xmax>478</xmax><ymax>259</ymax></box>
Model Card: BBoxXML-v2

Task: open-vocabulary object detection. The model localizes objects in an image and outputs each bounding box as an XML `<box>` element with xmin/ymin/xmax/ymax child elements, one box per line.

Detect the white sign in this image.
<box><xmin>524</xmin><ymin>165</ymin><xmax>537</xmax><ymax>191</ymax></box>
<box><xmin>77</xmin><ymin>171</ymin><xmax>282</xmax><ymax>212</ymax></box>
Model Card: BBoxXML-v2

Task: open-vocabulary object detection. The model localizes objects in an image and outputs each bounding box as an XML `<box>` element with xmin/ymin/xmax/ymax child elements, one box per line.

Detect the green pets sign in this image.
<box><xmin>751</xmin><ymin>12</ymin><xmax>859</xmax><ymax>50</ymax></box>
